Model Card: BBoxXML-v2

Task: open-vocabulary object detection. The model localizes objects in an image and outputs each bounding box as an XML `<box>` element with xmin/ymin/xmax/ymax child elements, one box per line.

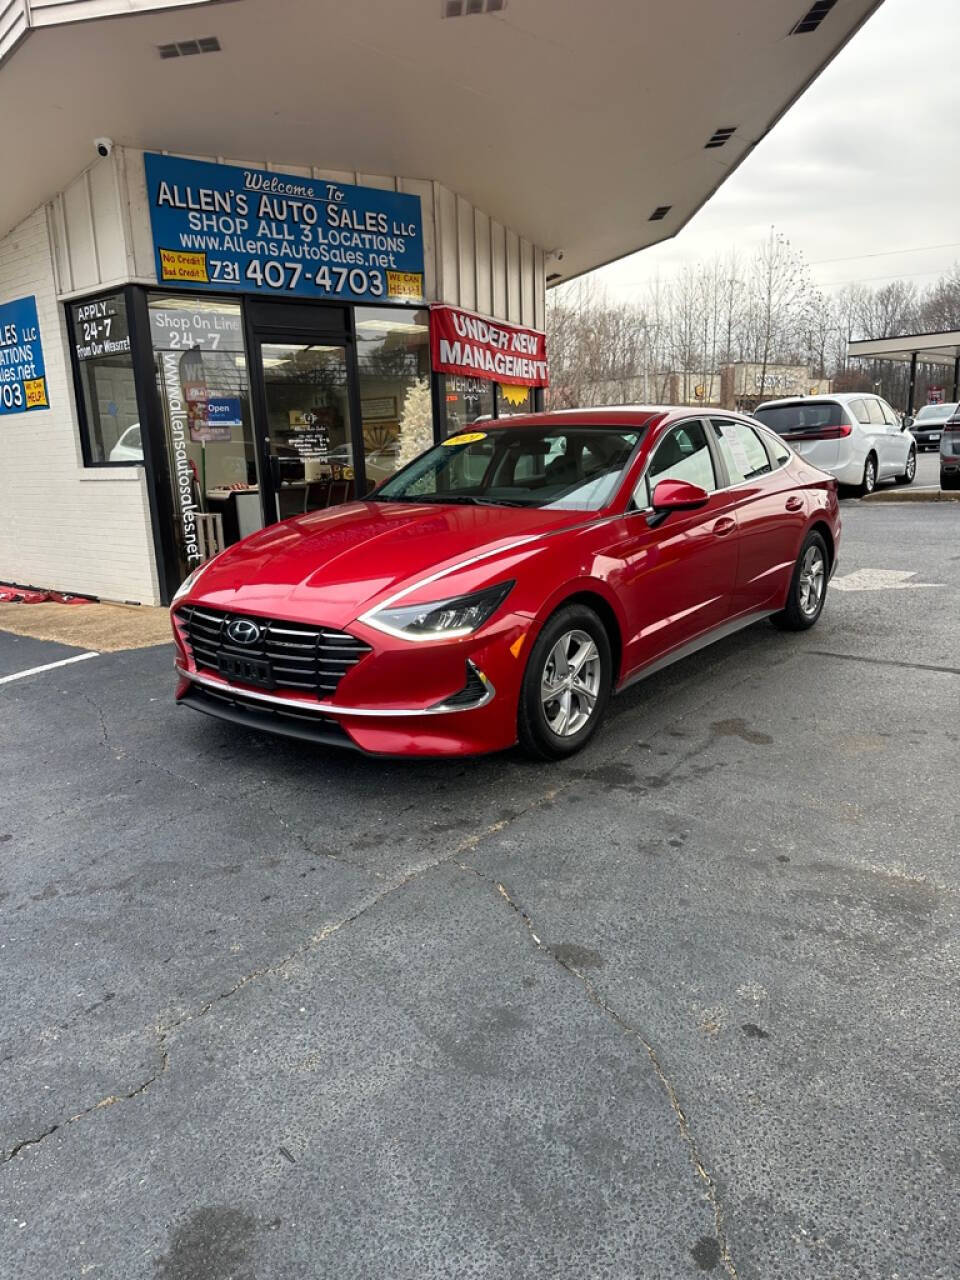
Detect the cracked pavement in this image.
<box><xmin>2</xmin><ymin>500</ymin><xmax>959</xmax><ymax>1279</ymax></box>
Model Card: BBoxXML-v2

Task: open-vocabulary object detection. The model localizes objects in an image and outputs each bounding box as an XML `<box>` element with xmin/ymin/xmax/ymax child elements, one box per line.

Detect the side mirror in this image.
<box><xmin>902</xmin><ymin>416</ymin><xmax>914</xmax><ymax>429</ymax></box>
<box><xmin>648</xmin><ymin>478</ymin><xmax>710</xmax><ymax>526</ymax></box>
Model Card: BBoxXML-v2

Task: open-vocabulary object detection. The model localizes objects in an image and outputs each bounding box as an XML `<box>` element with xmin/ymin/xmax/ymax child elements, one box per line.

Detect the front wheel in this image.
<box><xmin>518</xmin><ymin>604</ymin><xmax>612</xmax><ymax>760</ymax></box>
<box><xmin>896</xmin><ymin>448</ymin><xmax>917</xmax><ymax>485</ymax></box>
<box><xmin>771</xmin><ymin>531</ymin><xmax>829</xmax><ymax>632</ymax></box>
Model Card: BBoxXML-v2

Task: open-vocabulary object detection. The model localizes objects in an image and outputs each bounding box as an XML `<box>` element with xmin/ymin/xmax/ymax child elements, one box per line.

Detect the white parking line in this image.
<box><xmin>0</xmin><ymin>651</ymin><xmax>99</xmax><ymax>685</ymax></box>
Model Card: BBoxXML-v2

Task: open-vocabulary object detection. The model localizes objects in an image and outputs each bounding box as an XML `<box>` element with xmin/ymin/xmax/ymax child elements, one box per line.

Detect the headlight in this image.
<box><xmin>171</xmin><ymin>563</ymin><xmax>205</xmax><ymax>605</ymax></box>
<box><xmin>364</xmin><ymin>580</ymin><xmax>515</xmax><ymax>641</ymax></box>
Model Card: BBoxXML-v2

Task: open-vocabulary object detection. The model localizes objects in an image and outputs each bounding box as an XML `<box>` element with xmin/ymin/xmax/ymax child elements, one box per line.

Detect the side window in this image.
<box><xmin>640</xmin><ymin>420</ymin><xmax>717</xmax><ymax>505</ymax></box>
<box><xmin>879</xmin><ymin>400</ymin><xmax>899</xmax><ymax>428</ymax></box>
<box><xmin>761</xmin><ymin>430</ymin><xmax>790</xmax><ymax>467</ymax></box>
<box><xmin>850</xmin><ymin>399</ymin><xmax>870</xmax><ymax>425</ymax></box>
<box><xmin>866</xmin><ymin>399</ymin><xmax>886</xmax><ymax>426</ymax></box>
<box><xmin>712</xmin><ymin>420</ymin><xmax>773</xmax><ymax>484</ymax></box>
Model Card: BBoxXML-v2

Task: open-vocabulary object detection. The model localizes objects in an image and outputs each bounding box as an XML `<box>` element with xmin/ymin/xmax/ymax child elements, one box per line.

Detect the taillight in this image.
<box><xmin>785</xmin><ymin>424</ymin><xmax>853</xmax><ymax>441</ymax></box>
<box><xmin>944</xmin><ymin>420</ymin><xmax>960</xmax><ymax>432</ymax></box>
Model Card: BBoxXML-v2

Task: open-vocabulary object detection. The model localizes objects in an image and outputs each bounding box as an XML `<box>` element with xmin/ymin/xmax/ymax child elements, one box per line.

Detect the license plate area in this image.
<box><xmin>218</xmin><ymin>652</ymin><xmax>274</xmax><ymax>689</ymax></box>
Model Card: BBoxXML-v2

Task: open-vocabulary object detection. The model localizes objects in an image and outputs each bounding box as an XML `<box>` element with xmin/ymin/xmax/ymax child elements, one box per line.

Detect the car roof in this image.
<box><xmin>756</xmin><ymin>392</ymin><xmax>874</xmax><ymax>408</ymax></box>
<box><xmin>476</xmin><ymin>405</ymin><xmax>757</xmax><ymax>430</ymax></box>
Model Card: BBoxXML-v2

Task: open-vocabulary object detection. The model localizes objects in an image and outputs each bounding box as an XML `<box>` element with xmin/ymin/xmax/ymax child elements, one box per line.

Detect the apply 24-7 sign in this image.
<box><xmin>143</xmin><ymin>153</ymin><xmax>425</xmax><ymax>305</ymax></box>
<box><xmin>0</xmin><ymin>295</ymin><xmax>48</xmax><ymax>416</ymax></box>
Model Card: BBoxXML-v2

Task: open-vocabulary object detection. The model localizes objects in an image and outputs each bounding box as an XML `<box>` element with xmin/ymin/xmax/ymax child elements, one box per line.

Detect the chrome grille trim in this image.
<box><xmin>176</xmin><ymin>605</ymin><xmax>372</xmax><ymax>699</ymax></box>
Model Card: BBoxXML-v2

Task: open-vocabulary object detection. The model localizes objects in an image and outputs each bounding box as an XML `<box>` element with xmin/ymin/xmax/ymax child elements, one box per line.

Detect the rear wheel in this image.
<box><xmin>518</xmin><ymin>604</ymin><xmax>612</xmax><ymax>760</ymax></box>
<box><xmin>858</xmin><ymin>453</ymin><xmax>878</xmax><ymax>497</ymax></box>
<box><xmin>771</xmin><ymin>531</ymin><xmax>829</xmax><ymax>632</ymax></box>
<box><xmin>896</xmin><ymin>447</ymin><xmax>917</xmax><ymax>485</ymax></box>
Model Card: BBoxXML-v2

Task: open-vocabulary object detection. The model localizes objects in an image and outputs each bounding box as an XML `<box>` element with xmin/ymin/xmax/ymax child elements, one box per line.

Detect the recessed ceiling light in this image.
<box><xmin>649</xmin><ymin>205</ymin><xmax>672</xmax><ymax>222</ymax></box>
<box><xmin>705</xmin><ymin>126</ymin><xmax>737</xmax><ymax>150</ymax></box>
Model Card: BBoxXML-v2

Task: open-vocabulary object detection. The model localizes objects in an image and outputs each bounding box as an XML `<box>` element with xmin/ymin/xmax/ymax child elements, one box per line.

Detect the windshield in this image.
<box><xmin>753</xmin><ymin>402</ymin><xmax>846</xmax><ymax>435</ymax></box>
<box><xmin>915</xmin><ymin>403</ymin><xmax>958</xmax><ymax>420</ymax></box>
<box><xmin>373</xmin><ymin>425</ymin><xmax>644</xmax><ymax>511</ymax></box>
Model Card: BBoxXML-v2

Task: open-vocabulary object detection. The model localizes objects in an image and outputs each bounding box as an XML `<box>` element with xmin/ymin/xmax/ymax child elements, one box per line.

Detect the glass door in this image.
<box><xmin>256</xmin><ymin>340</ymin><xmax>357</xmax><ymax>521</ymax></box>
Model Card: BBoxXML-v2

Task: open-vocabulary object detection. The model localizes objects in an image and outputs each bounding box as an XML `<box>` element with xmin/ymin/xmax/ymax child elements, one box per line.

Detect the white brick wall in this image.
<box><xmin>0</xmin><ymin>208</ymin><xmax>161</xmax><ymax>604</ymax></box>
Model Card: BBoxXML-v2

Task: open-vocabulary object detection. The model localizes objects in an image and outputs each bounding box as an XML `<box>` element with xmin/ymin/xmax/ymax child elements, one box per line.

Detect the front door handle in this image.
<box><xmin>713</xmin><ymin>517</ymin><xmax>736</xmax><ymax>536</ymax></box>
<box><xmin>785</xmin><ymin>496</ymin><xmax>804</xmax><ymax>512</ymax></box>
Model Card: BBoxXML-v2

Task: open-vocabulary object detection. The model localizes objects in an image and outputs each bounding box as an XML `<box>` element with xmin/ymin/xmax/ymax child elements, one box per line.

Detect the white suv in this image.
<box><xmin>753</xmin><ymin>393</ymin><xmax>916</xmax><ymax>495</ymax></box>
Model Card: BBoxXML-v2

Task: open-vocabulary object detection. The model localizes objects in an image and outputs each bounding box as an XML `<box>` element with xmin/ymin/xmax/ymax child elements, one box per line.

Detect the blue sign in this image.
<box><xmin>0</xmin><ymin>295</ymin><xmax>48</xmax><ymax>415</ymax></box>
<box><xmin>144</xmin><ymin>153</ymin><xmax>425</xmax><ymax>306</ymax></box>
<box><xmin>207</xmin><ymin>396</ymin><xmax>243</xmax><ymax>428</ymax></box>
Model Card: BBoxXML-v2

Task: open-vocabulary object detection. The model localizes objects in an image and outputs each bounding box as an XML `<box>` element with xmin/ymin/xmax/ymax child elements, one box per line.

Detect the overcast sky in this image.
<box><xmin>593</xmin><ymin>0</ymin><xmax>960</xmax><ymax>301</ymax></box>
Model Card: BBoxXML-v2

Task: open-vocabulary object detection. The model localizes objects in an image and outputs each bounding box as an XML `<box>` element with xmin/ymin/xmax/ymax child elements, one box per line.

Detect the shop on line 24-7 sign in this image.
<box><xmin>0</xmin><ymin>295</ymin><xmax>48</xmax><ymax>415</ymax></box>
<box><xmin>143</xmin><ymin>153</ymin><xmax>425</xmax><ymax>305</ymax></box>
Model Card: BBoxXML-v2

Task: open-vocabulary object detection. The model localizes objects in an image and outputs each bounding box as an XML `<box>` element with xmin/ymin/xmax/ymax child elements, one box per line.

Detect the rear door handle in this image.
<box><xmin>713</xmin><ymin>517</ymin><xmax>736</xmax><ymax>536</ymax></box>
<box><xmin>785</xmin><ymin>496</ymin><xmax>804</xmax><ymax>512</ymax></box>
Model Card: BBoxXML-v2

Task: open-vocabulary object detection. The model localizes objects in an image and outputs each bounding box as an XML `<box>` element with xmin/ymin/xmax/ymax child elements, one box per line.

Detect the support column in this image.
<box><xmin>952</xmin><ymin>355</ymin><xmax>959</xmax><ymax>402</ymax></box>
<box><xmin>907</xmin><ymin>352</ymin><xmax>918</xmax><ymax>416</ymax></box>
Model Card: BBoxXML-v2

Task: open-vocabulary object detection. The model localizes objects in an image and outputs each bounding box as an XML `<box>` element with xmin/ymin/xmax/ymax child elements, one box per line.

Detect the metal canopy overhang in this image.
<box><xmin>848</xmin><ymin>332</ymin><xmax>960</xmax><ymax>367</ymax></box>
<box><xmin>0</xmin><ymin>0</ymin><xmax>886</xmax><ymax>282</ymax></box>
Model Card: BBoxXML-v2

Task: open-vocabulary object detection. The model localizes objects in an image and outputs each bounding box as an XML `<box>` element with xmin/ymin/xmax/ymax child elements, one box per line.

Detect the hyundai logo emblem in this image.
<box><xmin>226</xmin><ymin>617</ymin><xmax>261</xmax><ymax>646</ymax></box>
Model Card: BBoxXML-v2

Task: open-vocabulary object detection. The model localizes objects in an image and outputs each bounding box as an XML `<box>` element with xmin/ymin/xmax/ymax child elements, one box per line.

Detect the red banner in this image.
<box><xmin>430</xmin><ymin>304</ymin><xmax>549</xmax><ymax>387</ymax></box>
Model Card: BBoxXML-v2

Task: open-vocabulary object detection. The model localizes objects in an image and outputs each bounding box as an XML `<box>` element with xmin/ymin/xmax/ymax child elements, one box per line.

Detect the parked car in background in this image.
<box><xmin>108</xmin><ymin>423</ymin><xmax>144</xmax><ymax>463</ymax></box>
<box><xmin>171</xmin><ymin>408</ymin><xmax>841</xmax><ymax>760</ymax></box>
<box><xmin>905</xmin><ymin>401</ymin><xmax>959</xmax><ymax>451</ymax></box>
<box><xmin>940</xmin><ymin>408</ymin><xmax>960</xmax><ymax>490</ymax></box>
<box><xmin>753</xmin><ymin>393</ymin><xmax>916</xmax><ymax>495</ymax></box>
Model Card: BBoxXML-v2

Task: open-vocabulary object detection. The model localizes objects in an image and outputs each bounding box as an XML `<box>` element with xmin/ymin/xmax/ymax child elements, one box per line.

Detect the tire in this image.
<box><xmin>518</xmin><ymin>603</ymin><xmax>613</xmax><ymax>760</ymax></box>
<box><xmin>771</xmin><ymin>531</ymin><xmax>830</xmax><ymax>632</ymax></box>
<box><xmin>857</xmin><ymin>453</ymin><xmax>878</xmax><ymax>497</ymax></box>
<box><xmin>896</xmin><ymin>447</ymin><xmax>917</xmax><ymax>486</ymax></box>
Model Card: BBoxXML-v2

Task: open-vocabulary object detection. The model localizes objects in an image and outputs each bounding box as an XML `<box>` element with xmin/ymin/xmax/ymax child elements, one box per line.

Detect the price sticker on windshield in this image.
<box><xmin>443</xmin><ymin>431</ymin><xmax>487</xmax><ymax>446</ymax></box>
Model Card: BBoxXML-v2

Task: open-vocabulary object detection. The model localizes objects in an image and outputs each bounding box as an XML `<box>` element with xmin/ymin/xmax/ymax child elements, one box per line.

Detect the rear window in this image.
<box><xmin>916</xmin><ymin>403</ymin><xmax>958</xmax><ymax>421</ymax></box>
<box><xmin>754</xmin><ymin>401</ymin><xmax>847</xmax><ymax>436</ymax></box>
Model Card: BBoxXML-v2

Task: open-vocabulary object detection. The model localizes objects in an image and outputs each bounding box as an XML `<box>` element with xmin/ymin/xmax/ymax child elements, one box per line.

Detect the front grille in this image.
<box><xmin>177</xmin><ymin>605</ymin><xmax>371</xmax><ymax>698</ymax></box>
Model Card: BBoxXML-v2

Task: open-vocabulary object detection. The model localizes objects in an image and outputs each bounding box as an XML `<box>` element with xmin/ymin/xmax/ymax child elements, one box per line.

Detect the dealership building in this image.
<box><xmin>0</xmin><ymin>0</ymin><xmax>883</xmax><ymax>605</ymax></box>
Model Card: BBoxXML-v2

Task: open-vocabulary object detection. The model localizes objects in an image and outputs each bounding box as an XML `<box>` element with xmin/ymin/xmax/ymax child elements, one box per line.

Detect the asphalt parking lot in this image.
<box><xmin>2</xmin><ymin>497</ymin><xmax>958</xmax><ymax>1280</ymax></box>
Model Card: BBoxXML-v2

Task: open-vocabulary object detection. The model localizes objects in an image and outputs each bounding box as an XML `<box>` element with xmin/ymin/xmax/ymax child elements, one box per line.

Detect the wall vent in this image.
<box><xmin>790</xmin><ymin>0</ymin><xmax>838</xmax><ymax>34</ymax></box>
<box><xmin>705</xmin><ymin>126</ymin><xmax>737</xmax><ymax>150</ymax></box>
<box><xmin>649</xmin><ymin>205</ymin><xmax>672</xmax><ymax>222</ymax></box>
<box><xmin>158</xmin><ymin>36</ymin><xmax>221</xmax><ymax>59</ymax></box>
<box><xmin>546</xmin><ymin>272</ymin><xmax>563</xmax><ymax>284</ymax></box>
<box><xmin>443</xmin><ymin>0</ymin><xmax>505</xmax><ymax>17</ymax></box>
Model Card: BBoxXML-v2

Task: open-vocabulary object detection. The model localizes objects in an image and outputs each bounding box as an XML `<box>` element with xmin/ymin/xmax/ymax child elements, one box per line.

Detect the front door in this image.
<box><xmin>252</xmin><ymin>337</ymin><xmax>360</xmax><ymax>522</ymax></box>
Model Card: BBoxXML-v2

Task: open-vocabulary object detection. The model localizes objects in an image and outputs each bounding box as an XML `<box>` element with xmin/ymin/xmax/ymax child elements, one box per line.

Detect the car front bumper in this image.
<box><xmin>172</xmin><ymin>607</ymin><xmax>534</xmax><ymax>756</ymax></box>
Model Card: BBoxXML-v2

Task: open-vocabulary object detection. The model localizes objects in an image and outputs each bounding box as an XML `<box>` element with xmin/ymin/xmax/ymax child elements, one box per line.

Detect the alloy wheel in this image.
<box><xmin>798</xmin><ymin>545</ymin><xmax>826</xmax><ymax>618</ymax></box>
<box><xmin>540</xmin><ymin>629</ymin><xmax>602</xmax><ymax>737</ymax></box>
<box><xmin>864</xmin><ymin>458</ymin><xmax>876</xmax><ymax>493</ymax></box>
<box><xmin>906</xmin><ymin>450</ymin><xmax>916</xmax><ymax>480</ymax></box>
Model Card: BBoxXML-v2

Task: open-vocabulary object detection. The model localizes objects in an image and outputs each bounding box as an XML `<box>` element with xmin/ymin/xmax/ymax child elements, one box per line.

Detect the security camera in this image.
<box><xmin>94</xmin><ymin>137</ymin><xmax>114</xmax><ymax>159</ymax></box>
<box><xmin>546</xmin><ymin>248</ymin><xmax>564</xmax><ymax>263</ymax></box>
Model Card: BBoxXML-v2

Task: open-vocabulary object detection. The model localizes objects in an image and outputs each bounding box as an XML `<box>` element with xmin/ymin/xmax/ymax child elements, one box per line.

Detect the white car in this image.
<box><xmin>108</xmin><ymin>423</ymin><xmax>144</xmax><ymax>462</ymax></box>
<box><xmin>753</xmin><ymin>393</ymin><xmax>916</xmax><ymax>495</ymax></box>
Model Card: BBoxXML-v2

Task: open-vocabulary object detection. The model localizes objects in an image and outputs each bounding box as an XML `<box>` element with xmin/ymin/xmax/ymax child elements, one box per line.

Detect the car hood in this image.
<box><xmin>187</xmin><ymin>500</ymin><xmax>587</xmax><ymax>628</ymax></box>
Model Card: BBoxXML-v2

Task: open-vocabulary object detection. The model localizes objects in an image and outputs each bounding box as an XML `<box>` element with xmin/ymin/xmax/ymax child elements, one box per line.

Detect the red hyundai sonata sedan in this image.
<box><xmin>170</xmin><ymin>408</ymin><xmax>840</xmax><ymax>759</ymax></box>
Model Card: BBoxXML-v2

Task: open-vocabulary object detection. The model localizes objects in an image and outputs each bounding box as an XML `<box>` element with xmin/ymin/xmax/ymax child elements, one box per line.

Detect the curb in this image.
<box><xmin>862</xmin><ymin>487</ymin><xmax>960</xmax><ymax>503</ymax></box>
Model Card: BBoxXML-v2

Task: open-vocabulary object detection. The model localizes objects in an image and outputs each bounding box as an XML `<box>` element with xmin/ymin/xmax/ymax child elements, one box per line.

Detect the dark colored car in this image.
<box><xmin>908</xmin><ymin>402</ymin><xmax>959</xmax><ymax>452</ymax></box>
<box><xmin>940</xmin><ymin>409</ymin><xmax>960</xmax><ymax>490</ymax></box>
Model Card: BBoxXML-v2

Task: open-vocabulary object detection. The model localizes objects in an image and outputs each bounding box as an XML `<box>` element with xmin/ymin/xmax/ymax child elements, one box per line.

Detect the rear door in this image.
<box><xmin>865</xmin><ymin>398</ymin><xmax>896</xmax><ymax>475</ymax></box>
<box><xmin>711</xmin><ymin>418</ymin><xmax>807</xmax><ymax>613</ymax></box>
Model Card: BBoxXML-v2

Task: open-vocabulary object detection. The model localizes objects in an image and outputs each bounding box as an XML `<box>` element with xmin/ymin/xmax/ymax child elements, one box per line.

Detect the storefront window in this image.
<box><xmin>495</xmin><ymin>383</ymin><xmax>534</xmax><ymax>417</ymax></box>
<box><xmin>148</xmin><ymin>295</ymin><xmax>261</xmax><ymax>576</ymax></box>
<box><xmin>355</xmin><ymin>307</ymin><xmax>431</xmax><ymax>489</ymax></box>
<box><xmin>69</xmin><ymin>292</ymin><xmax>138</xmax><ymax>464</ymax></box>
<box><xmin>444</xmin><ymin>376</ymin><xmax>494</xmax><ymax>435</ymax></box>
